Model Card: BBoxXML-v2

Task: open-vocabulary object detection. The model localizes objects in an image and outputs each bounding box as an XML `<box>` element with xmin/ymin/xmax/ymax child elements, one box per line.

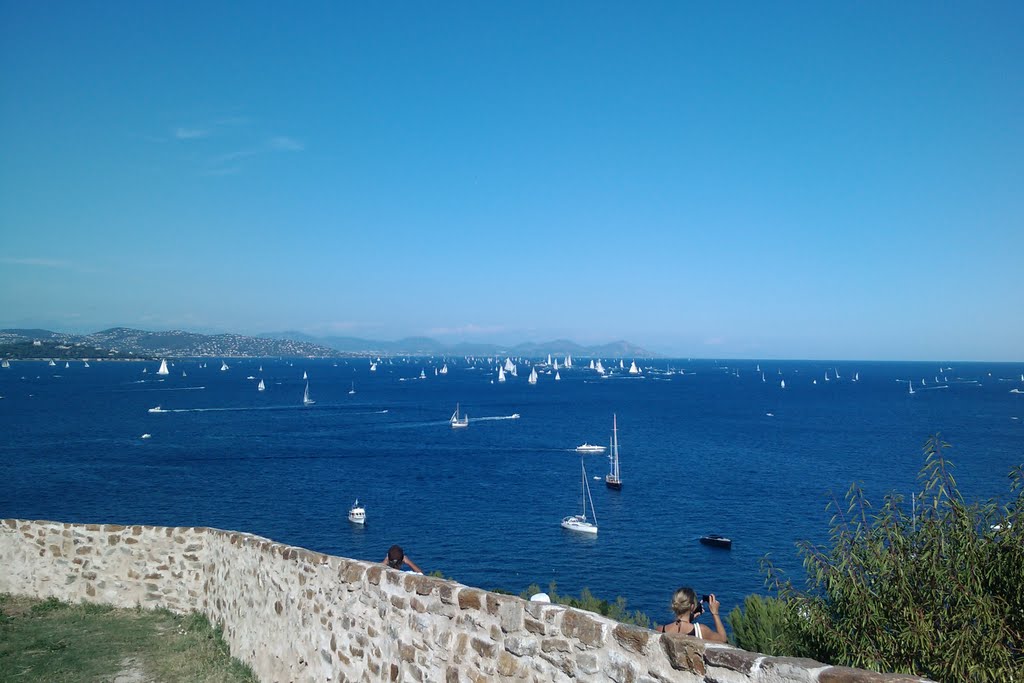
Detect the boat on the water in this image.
<box><xmin>575</xmin><ymin>443</ymin><xmax>606</xmax><ymax>454</ymax></box>
<box><xmin>528</xmin><ymin>367</ymin><xmax>538</xmax><ymax>384</ymax></box>
<box><xmin>147</xmin><ymin>406</ymin><xmax>165</xmax><ymax>413</ymax></box>
<box><xmin>348</xmin><ymin>499</ymin><xmax>366</xmax><ymax>525</ymax></box>
<box><xmin>348</xmin><ymin>382</ymin><xmax>356</xmax><ymax>395</ymax></box>
<box><xmin>450</xmin><ymin>403</ymin><xmax>469</xmax><ymax>428</ymax></box>
<box><xmin>605</xmin><ymin>414</ymin><xmax>622</xmax><ymax>490</ymax></box>
<box><xmin>220</xmin><ymin>361</ymin><xmax>229</xmax><ymax>371</ymax></box>
<box><xmin>561</xmin><ymin>457</ymin><xmax>598</xmax><ymax>535</ymax></box>
<box><xmin>157</xmin><ymin>359</ymin><xmax>169</xmax><ymax>376</ymax></box>
<box><xmin>257</xmin><ymin>379</ymin><xmax>265</xmax><ymax>392</ymax></box>
<box><xmin>699</xmin><ymin>534</ymin><xmax>732</xmax><ymax>549</ymax></box>
<box><xmin>303</xmin><ymin>381</ymin><xmax>315</xmax><ymax>405</ymax></box>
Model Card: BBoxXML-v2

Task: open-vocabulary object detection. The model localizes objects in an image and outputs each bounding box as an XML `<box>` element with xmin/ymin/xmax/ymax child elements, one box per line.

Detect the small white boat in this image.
<box><xmin>303</xmin><ymin>371</ymin><xmax>308</xmax><ymax>380</ymax></box>
<box><xmin>628</xmin><ymin>361</ymin><xmax>639</xmax><ymax>375</ymax></box>
<box><xmin>370</xmin><ymin>362</ymin><xmax>377</xmax><ymax>372</ymax></box>
<box><xmin>140</xmin><ymin>433</ymin><xmax>152</xmax><ymax>439</ymax></box>
<box><xmin>257</xmin><ymin>379</ymin><xmax>265</xmax><ymax>392</ymax></box>
<box><xmin>182</xmin><ymin>370</ymin><xmax>186</xmax><ymax>377</ymax></box>
<box><xmin>348</xmin><ymin>382</ymin><xmax>356</xmax><ymax>395</ymax></box>
<box><xmin>303</xmin><ymin>381</ymin><xmax>315</xmax><ymax>405</ymax></box>
<box><xmin>575</xmin><ymin>443</ymin><xmax>606</xmax><ymax>454</ymax></box>
<box><xmin>419</xmin><ymin>369</ymin><xmax>426</xmax><ymax>380</ymax></box>
<box><xmin>348</xmin><ymin>499</ymin><xmax>366</xmax><ymax>524</ymax></box>
<box><xmin>48</xmin><ymin>360</ymin><xmax>56</xmax><ymax>367</ymax></box>
<box><xmin>562</xmin><ymin>457</ymin><xmax>598</xmax><ymax>535</ymax></box>
<box><xmin>147</xmin><ymin>406</ymin><xmax>165</xmax><ymax>413</ymax></box>
<box><xmin>157</xmin><ymin>359</ymin><xmax>169</xmax><ymax>376</ymax></box>
<box><xmin>555</xmin><ymin>371</ymin><xmax>561</xmax><ymax>381</ymax></box>
<box><xmin>440</xmin><ymin>364</ymin><xmax>448</xmax><ymax>375</ymax></box>
<box><xmin>528</xmin><ymin>367</ymin><xmax>538</xmax><ymax>384</ymax></box>
<box><xmin>450</xmin><ymin>403</ymin><xmax>469</xmax><ymax>428</ymax></box>
<box><xmin>497</xmin><ymin>367</ymin><xmax>506</xmax><ymax>383</ymax></box>
<box><xmin>1</xmin><ymin>359</ymin><xmax>9</xmax><ymax>368</ymax></box>
<box><xmin>780</xmin><ymin>379</ymin><xmax>786</xmax><ymax>389</ymax></box>
<box><xmin>221</xmin><ymin>361</ymin><xmax>229</xmax><ymax>371</ymax></box>
<box><xmin>908</xmin><ymin>380</ymin><xmax>915</xmax><ymax>395</ymax></box>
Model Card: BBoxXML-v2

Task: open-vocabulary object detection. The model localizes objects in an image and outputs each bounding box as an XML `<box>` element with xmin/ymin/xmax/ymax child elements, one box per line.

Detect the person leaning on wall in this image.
<box><xmin>656</xmin><ymin>587</ymin><xmax>727</xmax><ymax>642</ymax></box>
<box><xmin>382</xmin><ymin>544</ymin><xmax>422</xmax><ymax>574</ymax></box>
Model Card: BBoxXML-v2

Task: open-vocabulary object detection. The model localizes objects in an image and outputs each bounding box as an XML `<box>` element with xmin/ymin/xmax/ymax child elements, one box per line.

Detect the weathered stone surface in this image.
<box><xmin>704</xmin><ymin>644</ymin><xmax>761</xmax><ymax>674</ymax></box>
<box><xmin>560</xmin><ymin>609</ymin><xmax>605</xmax><ymax>648</ymax></box>
<box><xmin>614</xmin><ymin>623</ymin><xmax>652</xmax><ymax>654</ymax></box>
<box><xmin>458</xmin><ymin>588</ymin><xmax>484</xmax><ymax>611</ymax></box>
<box><xmin>470</xmin><ymin>636</ymin><xmax>497</xmax><ymax>658</ymax></box>
<box><xmin>659</xmin><ymin>634</ymin><xmax>706</xmax><ymax>674</ymax></box>
<box><xmin>505</xmin><ymin>635</ymin><xmax>539</xmax><ymax>657</ymax></box>
<box><xmin>541</xmin><ymin>637</ymin><xmax>572</xmax><ymax>653</ymax></box>
<box><xmin>761</xmin><ymin>656</ymin><xmax>830</xmax><ymax>683</ymax></box>
<box><xmin>524</xmin><ymin>617</ymin><xmax>546</xmax><ymax>635</ymax></box>
<box><xmin>819</xmin><ymin>667</ymin><xmax>928</xmax><ymax>683</ymax></box>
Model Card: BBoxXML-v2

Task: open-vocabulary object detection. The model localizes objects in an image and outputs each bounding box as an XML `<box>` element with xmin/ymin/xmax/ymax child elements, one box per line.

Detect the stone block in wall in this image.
<box><xmin>613</xmin><ymin>623</ymin><xmax>653</xmax><ymax>655</ymax></box>
<box><xmin>660</xmin><ymin>634</ymin><xmax>706</xmax><ymax>674</ymax></box>
<box><xmin>458</xmin><ymin>588</ymin><xmax>485</xmax><ymax>611</ymax></box>
<box><xmin>560</xmin><ymin>609</ymin><xmax>606</xmax><ymax>648</ymax></box>
<box><xmin>703</xmin><ymin>643</ymin><xmax>762</xmax><ymax>676</ymax></box>
<box><xmin>760</xmin><ymin>656</ymin><xmax>829</xmax><ymax>683</ymax></box>
<box><xmin>819</xmin><ymin>667</ymin><xmax>931</xmax><ymax>683</ymax></box>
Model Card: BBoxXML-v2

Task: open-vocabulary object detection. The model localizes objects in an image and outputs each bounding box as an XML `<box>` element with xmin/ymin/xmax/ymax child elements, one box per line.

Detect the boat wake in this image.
<box><xmin>146</xmin><ymin>404</ymin><xmax>389</xmax><ymax>414</ymax></box>
<box><xmin>473</xmin><ymin>414</ymin><xmax>521</xmax><ymax>421</ymax></box>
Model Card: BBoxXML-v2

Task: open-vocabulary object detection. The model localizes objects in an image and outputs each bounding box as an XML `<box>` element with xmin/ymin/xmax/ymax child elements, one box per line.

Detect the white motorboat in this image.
<box><xmin>147</xmin><ymin>406</ymin><xmax>165</xmax><ymax>413</ymax></box>
<box><xmin>562</xmin><ymin>457</ymin><xmax>598</xmax><ymax>534</ymax></box>
<box><xmin>575</xmin><ymin>443</ymin><xmax>606</xmax><ymax>454</ymax></box>
<box><xmin>450</xmin><ymin>403</ymin><xmax>469</xmax><ymax>428</ymax></box>
<box><xmin>348</xmin><ymin>499</ymin><xmax>366</xmax><ymax>524</ymax></box>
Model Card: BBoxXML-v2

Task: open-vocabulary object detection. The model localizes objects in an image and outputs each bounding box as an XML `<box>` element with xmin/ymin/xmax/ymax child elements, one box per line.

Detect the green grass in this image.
<box><xmin>0</xmin><ymin>594</ymin><xmax>256</xmax><ymax>682</ymax></box>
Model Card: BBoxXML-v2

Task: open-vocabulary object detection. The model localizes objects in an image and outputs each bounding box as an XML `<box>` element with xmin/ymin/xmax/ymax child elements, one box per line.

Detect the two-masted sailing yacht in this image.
<box><xmin>605</xmin><ymin>414</ymin><xmax>622</xmax><ymax>490</ymax></box>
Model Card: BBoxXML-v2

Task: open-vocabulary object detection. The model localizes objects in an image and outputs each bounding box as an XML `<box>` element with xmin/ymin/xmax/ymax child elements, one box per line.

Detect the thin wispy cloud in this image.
<box><xmin>269</xmin><ymin>136</ymin><xmax>304</xmax><ymax>151</ymax></box>
<box><xmin>173</xmin><ymin>127</ymin><xmax>211</xmax><ymax>140</ymax></box>
<box><xmin>205</xmin><ymin>136</ymin><xmax>306</xmax><ymax>175</ymax></box>
<box><xmin>0</xmin><ymin>257</ymin><xmax>74</xmax><ymax>269</ymax></box>
<box><xmin>428</xmin><ymin>324</ymin><xmax>507</xmax><ymax>337</ymax></box>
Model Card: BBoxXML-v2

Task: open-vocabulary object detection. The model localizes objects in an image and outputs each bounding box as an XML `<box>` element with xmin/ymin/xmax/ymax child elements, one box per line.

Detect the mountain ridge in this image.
<box><xmin>0</xmin><ymin>328</ymin><xmax>656</xmax><ymax>359</ymax></box>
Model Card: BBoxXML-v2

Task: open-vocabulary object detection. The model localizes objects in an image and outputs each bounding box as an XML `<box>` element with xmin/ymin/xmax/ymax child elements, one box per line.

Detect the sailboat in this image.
<box><xmin>48</xmin><ymin>360</ymin><xmax>56</xmax><ymax>367</ymax></box>
<box><xmin>220</xmin><ymin>361</ymin><xmax>229</xmax><ymax>371</ymax></box>
<box><xmin>182</xmin><ymin>370</ymin><xmax>187</xmax><ymax>377</ymax></box>
<box><xmin>450</xmin><ymin>403</ymin><xmax>469</xmax><ymax>428</ymax></box>
<box><xmin>347</xmin><ymin>499</ymin><xmax>366</xmax><ymax>525</ymax></box>
<box><xmin>628</xmin><ymin>361</ymin><xmax>639</xmax><ymax>375</ymax></box>
<box><xmin>419</xmin><ymin>369</ymin><xmax>426</xmax><ymax>380</ymax></box>
<box><xmin>348</xmin><ymin>382</ymin><xmax>356</xmax><ymax>395</ymax></box>
<box><xmin>605</xmin><ymin>414</ymin><xmax>622</xmax><ymax>490</ymax></box>
<box><xmin>257</xmin><ymin>379</ymin><xmax>265</xmax><ymax>392</ymax></box>
<box><xmin>555</xmin><ymin>371</ymin><xmax>561</xmax><ymax>381</ymax></box>
<box><xmin>562</xmin><ymin>457</ymin><xmax>598</xmax><ymax>534</ymax></box>
<box><xmin>439</xmin><ymin>364</ymin><xmax>448</xmax><ymax>375</ymax></box>
<box><xmin>64</xmin><ymin>361</ymin><xmax>70</xmax><ymax>369</ymax></box>
<box><xmin>302</xmin><ymin>371</ymin><xmax>308</xmax><ymax>380</ymax></box>
<box><xmin>370</xmin><ymin>362</ymin><xmax>377</xmax><ymax>372</ymax></box>
<box><xmin>157</xmin><ymin>359</ymin><xmax>169</xmax><ymax>376</ymax></box>
<box><xmin>528</xmin><ymin>367</ymin><xmax>538</xmax><ymax>384</ymax></box>
<box><xmin>908</xmin><ymin>380</ymin><xmax>915</xmax><ymax>395</ymax></box>
<box><xmin>303</xmin><ymin>381</ymin><xmax>315</xmax><ymax>405</ymax></box>
<box><xmin>780</xmin><ymin>379</ymin><xmax>786</xmax><ymax>389</ymax></box>
<box><xmin>497</xmin><ymin>367</ymin><xmax>506</xmax><ymax>382</ymax></box>
<box><xmin>83</xmin><ymin>361</ymin><xmax>89</xmax><ymax>368</ymax></box>
<box><xmin>1</xmin><ymin>359</ymin><xmax>10</xmax><ymax>368</ymax></box>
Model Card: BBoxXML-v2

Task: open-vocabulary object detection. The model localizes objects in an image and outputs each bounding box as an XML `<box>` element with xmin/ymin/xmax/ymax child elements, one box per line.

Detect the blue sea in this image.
<box><xmin>2</xmin><ymin>358</ymin><xmax>1021</xmax><ymax>625</ymax></box>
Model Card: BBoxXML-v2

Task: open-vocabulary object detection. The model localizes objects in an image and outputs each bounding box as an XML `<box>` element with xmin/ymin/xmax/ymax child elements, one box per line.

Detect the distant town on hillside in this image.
<box><xmin>0</xmin><ymin>328</ymin><xmax>654</xmax><ymax>360</ymax></box>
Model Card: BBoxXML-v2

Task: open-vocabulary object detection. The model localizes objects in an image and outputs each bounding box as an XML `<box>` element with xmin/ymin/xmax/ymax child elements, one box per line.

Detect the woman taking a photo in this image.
<box><xmin>656</xmin><ymin>587</ymin><xmax>727</xmax><ymax>642</ymax></box>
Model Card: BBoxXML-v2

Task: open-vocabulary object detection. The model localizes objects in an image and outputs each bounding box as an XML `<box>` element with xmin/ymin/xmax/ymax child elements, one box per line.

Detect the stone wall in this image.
<box><xmin>0</xmin><ymin>519</ymin><xmax>930</xmax><ymax>683</ymax></box>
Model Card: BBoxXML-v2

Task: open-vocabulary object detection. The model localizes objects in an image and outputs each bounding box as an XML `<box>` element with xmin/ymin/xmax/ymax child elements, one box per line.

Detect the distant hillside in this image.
<box><xmin>0</xmin><ymin>328</ymin><xmax>338</xmax><ymax>359</ymax></box>
<box><xmin>260</xmin><ymin>331</ymin><xmax>654</xmax><ymax>358</ymax></box>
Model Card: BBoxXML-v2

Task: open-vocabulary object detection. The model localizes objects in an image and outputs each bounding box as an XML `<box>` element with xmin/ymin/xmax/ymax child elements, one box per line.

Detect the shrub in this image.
<box><xmin>764</xmin><ymin>434</ymin><xmax>1023</xmax><ymax>682</ymax></box>
<box><xmin>727</xmin><ymin>594</ymin><xmax>803</xmax><ymax>657</ymax></box>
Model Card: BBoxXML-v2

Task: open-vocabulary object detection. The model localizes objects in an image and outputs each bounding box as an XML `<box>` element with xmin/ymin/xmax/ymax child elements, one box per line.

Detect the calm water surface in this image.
<box><xmin>2</xmin><ymin>358</ymin><xmax>1021</xmax><ymax>624</ymax></box>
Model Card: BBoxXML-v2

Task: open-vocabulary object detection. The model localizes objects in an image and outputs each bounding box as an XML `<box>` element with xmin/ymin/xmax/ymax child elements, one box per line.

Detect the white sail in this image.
<box><xmin>620</xmin><ymin>359</ymin><xmax>625</xmax><ymax>369</ymax></box>
<box><xmin>157</xmin><ymin>359</ymin><xmax>169</xmax><ymax>376</ymax></box>
<box><xmin>547</xmin><ymin>354</ymin><xmax>552</xmax><ymax>365</ymax></box>
<box><xmin>553</xmin><ymin>358</ymin><xmax>559</xmax><ymax>371</ymax></box>
<box><xmin>510</xmin><ymin>364</ymin><xmax>517</xmax><ymax>377</ymax></box>
<box><xmin>555</xmin><ymin>371</ymin><xmax>561</xmax><ymax>381</ymax></box>
<box><xmin>419</xmin><ymin>368</ymin><xmax>426</xmax><ymax>379</ymax></box>
<box><xmin>65</xmin><ymin>361</ymin><xmax>70</xmax><ymax>369</ymax></box>
<box><xmin>908</xmin><ymin>379</ymin><xmax>915</xmax><ymax>395</ymax></box>
<box><xmin>370</xmin><ymin>362</ymin><xmax>377</xmax><ymax>372</ymax></box>
<box><xmin>302</xmin><ymin>371</ymin><xmax>307</xmax><ymax>380</ymax></box>
<box><xmin>595</xmin><ymin>360</ymin><xmax>605</xmax><ymax>375</ymax></box>
<box><xmin>48</xmin><ymin>360</ymin><xmax>56</xmax><ymax>366</ymax></box>
<box><xmin>504</xmin><ymin>358</ymin><xmax>515</xmax><ymax>373</ymax></box>
<box><xmin>349</xmin><ymin>382</ymin><xmax>356</xmax><ymax>395</ymax></box>
<box><xmin>589</xmin><ymin>359</ymin><xmax>595</xmax><ymax>370</ymax></box>
<box><xmin>606</xmin><ymin>414</ymin><xmax>622</xmax><ymax>488</ymax></box>
<box><xmin>528</xmin><ymin>367</ymin><xmax>538</xmax><ymax>384</ymax></box>
<box><xmin>1</xmin><ymin>360</ymin><xmax>10</xmax><ymax>368</ymax></box>
<box><xmin>258</xmin><ymin>379</ymin><xmax>265</xmax><ymax>392</ymax></box>
<box><xmin>440</xmin><ymin>364</ymin><xmax>448</xmax><ymax>375</ymax></box>
<box><xmin>182</xmin><ymin>370</ymin><xmax>187</xmax><ymax>377</ymax></box>
<box><xmin>498</xmin><ymin>367</ymin><xmax>506</xmax><ymax>382</ymax></box>
<box><xmin>83</xmin><ymin>361</ymin><xmax>89</xmax><ymax>368</ymax></box>
<box><xmin>221</xmin><ymin>361</ymin><xmax>229</xmax><ymax>371</ymax></box>
<box><xmin>259</xmin><ymin>365</ymin><xmax>263</xmax><ymax>372</ymax></box>
<box><xmin>780</xmin><ymin>379</ymin><xmax>786</xmax><ymax>389</ymax></box>
<box><xmin>303</xmin><ymin>381</ymin><xmax>315</xmax><ymax>405</ymax></box>
<box><xmin>628</xmin><ymin>361</ymin><xmax>639</xmax><ymax>375</ymax></box>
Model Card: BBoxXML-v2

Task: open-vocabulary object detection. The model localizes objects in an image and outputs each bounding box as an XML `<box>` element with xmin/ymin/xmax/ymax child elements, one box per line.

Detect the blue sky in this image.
<box><xmin>1</xmin><ymin>2</ymin><xmax>1021</xmax><ymax>360</ymax></box>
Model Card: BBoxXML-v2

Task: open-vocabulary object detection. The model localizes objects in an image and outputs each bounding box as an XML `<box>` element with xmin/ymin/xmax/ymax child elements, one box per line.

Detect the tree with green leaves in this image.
<box><xmin>754</xmin><ymin>435</ymin><xmax>1022</xmax><ymax>681</ymax></box>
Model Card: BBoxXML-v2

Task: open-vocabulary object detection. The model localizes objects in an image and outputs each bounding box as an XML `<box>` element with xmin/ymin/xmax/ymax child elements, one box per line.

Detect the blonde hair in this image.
<box><xmin>670</xmin><ymin>587</ymin><xmax>698</xmax><ymax>618</ymax></box>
